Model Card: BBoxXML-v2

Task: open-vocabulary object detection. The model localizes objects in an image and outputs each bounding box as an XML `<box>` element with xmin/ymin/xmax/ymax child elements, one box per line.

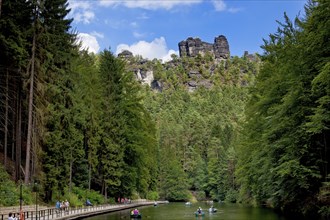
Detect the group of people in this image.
<box><xmin>197</xmin><ymin>206</ymin><xmax>216</xmax><ymax>213</ymax></box>
<box><xmin>8</xmin><ymin>213</ymin><xmax>17</xmax><ymax>220</ymax></box>
<box><xmin>55</xmin><ymin>199</ymin><xmax>70</xmax><ymax>213</ymax></box>
<box><xmin>8</xmin><ymin>212</ymin><xmax>24</xmax><ymax>220</ymax></box>
<box><xmin>118</xmin><ymin>197</ymin><xmax>131</xmax><ymax>204</ymax></box>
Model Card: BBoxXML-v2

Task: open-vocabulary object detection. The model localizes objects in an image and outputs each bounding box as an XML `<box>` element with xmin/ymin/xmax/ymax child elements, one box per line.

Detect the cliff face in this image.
<box><xmin>118</xmin><ymin>35</ymin><xmax>237</xmax><ymax>92</ymax></box>
<box><xmin>178</xmin><ymin>35</ymin><xmax>230</xmax><ymax>60</ymax></box>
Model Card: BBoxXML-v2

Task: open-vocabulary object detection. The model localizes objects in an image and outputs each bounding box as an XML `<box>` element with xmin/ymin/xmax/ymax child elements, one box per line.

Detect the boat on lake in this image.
<box><xmin>195</xmin><ymin>211</ymin><xmax>205</xmax><ymax>217</ymax></box>
<box><xmin>130</xmin><ymin>213</ymin><xmax>142</xmax><ymax>218</ymax></box>
<box><xmin>130</xmin><ymin>209</ymin><xmax>141</xmax><ymax>218</ymax></box>
<box><xmin>195</xmin><ymin>206</ymin><xmax>205</xmax><ymax>217</ymax></box>
<box><xmin>208</xmin><ymin>207</ymin><xmax>217</xmax><ymax>213</ymax></box>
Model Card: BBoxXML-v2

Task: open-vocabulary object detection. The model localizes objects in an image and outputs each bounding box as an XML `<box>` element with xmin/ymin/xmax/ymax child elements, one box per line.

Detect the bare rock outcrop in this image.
<box><xmin>118</xmin><ymin>50</ymin><xmax>133</xmax><ymax>59</ymax></box>
<box><xmin>178</xmin><ymin>35</ymin><xmax>230</xmax><ymax>60</ymax></box>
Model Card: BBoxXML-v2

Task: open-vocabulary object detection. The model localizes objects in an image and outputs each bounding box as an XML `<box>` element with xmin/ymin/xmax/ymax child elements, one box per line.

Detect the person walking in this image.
<box><xmin>8</xmin><ymin>213</ymin><xmax>17</xmax><ymax>220</ymax></box>
<box><xmin>64</xmin><ymin>200</ymin><xmax>70</xmax><ymax>214</ymax></box>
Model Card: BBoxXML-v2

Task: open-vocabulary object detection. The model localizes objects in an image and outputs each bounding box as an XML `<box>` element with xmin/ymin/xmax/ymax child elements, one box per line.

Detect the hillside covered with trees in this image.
<box><xmin>0</xmin><ymin>0</ymin><xmax>329</xmax><ymax>218</ymax></box>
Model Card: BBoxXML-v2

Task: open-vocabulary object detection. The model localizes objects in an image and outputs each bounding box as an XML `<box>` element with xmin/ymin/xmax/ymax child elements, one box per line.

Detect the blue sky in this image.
<box><xmin>68</xmin><ymin>0</ymin><xmax>307</xmax><ymax>62</ymax></box>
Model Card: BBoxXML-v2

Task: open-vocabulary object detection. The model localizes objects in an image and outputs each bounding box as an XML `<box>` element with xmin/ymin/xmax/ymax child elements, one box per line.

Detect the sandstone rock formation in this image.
<box><xmin>117</xmin><ymin>35</ymin><xmax>234</xmax><ymax>92</ymax></box>
<box><xmin>243</xmin><ymin>51</ymin><xmax>257</xmax><ymax>62</ymax></box>
<box><xmin>135</xmin><ymin>69</ymin><xmax>154</xmax><ymax>87</ymax></box>
<box><xmin>118</xmin><ymin>50</ymin><xmax>133</xmax><ymax>59</ymax></box>
<box><xmin>187</xmin><ymin>70</ymin><xmax>213</xmax><ymax>92</ymax></box>
<box><xmin>117</xmin><ymin>51</ymin><xmax>163</xmax><ymax>90</ymax></box>
<box><xmin>178</xmin><ymin>35</ymin><xmax>230</xmax><ymax>60</ymax></box>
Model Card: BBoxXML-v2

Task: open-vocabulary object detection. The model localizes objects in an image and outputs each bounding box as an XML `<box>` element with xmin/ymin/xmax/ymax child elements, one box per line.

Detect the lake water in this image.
<box><xmin>83</xmin><ymin>202</ymin><xmax>288</xmax><ymax>220</ymax></box>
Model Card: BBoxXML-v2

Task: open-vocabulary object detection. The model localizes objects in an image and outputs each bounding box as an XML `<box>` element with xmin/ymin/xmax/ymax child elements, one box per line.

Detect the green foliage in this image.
<box><xmin>95</xmin><ymin>49</ymin><xmax>158</xmax><ymax>199</ymax></box>
<box><xmin>141</xmin><ymin>52</ymin><xmax>254</xmax><ymax>202</ymax></box>
<box><xmin>236</xmin><ymin>0</ymin><xmax>330</xmax><ymax>216</ymax></box>
<box><xmin>0</xmin><ymin>165</ymin><xmax>34</xmax><ymax>206</ymax></box>
<box><xmin>62</xmin><ymin>187</ymin><xmax>83</xmax><ymax>207</ymax></box>
<box><xmin>0</xmin><ymin>0</ymin><xmax>268</xmax><ymax>213</ymax></box>
<box><xmin>158</xmin><ymin>148</ymin><xmax>190</xmax><ymax>201</ymax></box>
<box><xmin>225</xmin><ymin>188</ymin><xmax>238</xmax><ymax>203</ymax></box>
<box><xmin>146</xmin><ymin>191</ymin><xmax>160</xmax><ymax>201</ymax></box>
<box><xmin>195</xmin><ymin>191</ymin><xmax>206</xmax><ymax>201</ymax></box>
<box><xmin>0</xmin><ymin>167</ymin><xmax>18</xmax><ymax>206</ymax></box>
<box><xmin>73</xmin><ymin>187</ymin><xmax>105</xmax><ymax>205</ymax></box>
<box><xmin>56</xmin><ymin>186</ymin><xmax>107</xmax><ymax>207</ymax></box>
<box><xmin>130</xmin><ymin>191</ymin><xmax>141</xmax><ymax>200</ymax></box>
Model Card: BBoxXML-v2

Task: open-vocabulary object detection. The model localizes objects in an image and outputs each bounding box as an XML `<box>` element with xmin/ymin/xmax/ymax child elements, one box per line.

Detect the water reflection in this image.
<box><xmin>84</xmin><ymin>202</ymin><xmax>288</xmax><ymax>220</ymax></box>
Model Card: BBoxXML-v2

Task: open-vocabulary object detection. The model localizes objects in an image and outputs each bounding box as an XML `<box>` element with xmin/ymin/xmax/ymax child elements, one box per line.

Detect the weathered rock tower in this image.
<box><xmin>178</xmin><ymin>35</ymin><xmax>230</xmax><ymax>60</ymax></box>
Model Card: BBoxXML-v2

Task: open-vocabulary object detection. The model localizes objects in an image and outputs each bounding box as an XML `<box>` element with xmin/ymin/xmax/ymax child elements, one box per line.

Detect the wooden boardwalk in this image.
<box><xmin>1</xmin><ymin>201</ymin><xmax>167</xmax><ymax>220</ymax></box>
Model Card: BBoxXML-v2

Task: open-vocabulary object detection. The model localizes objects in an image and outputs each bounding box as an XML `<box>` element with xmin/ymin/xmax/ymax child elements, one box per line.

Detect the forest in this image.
<box><xmin>0</xmin><ymin>0</ymin><xmax>329</xmax><ymax>218</ymax></box>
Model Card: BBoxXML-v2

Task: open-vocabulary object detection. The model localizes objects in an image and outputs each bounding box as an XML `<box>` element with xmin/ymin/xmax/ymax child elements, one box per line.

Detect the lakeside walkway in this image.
<box><xmin>1</xmin><ymin>200</ymin><xmax>168</xmax><ymax>220</ymax></box>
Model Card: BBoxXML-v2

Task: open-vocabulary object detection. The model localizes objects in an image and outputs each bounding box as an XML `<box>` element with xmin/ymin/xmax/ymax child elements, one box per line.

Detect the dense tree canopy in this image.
<box><xmin>0</xmin><ymin>0</ymin><xmax>328</xmax><ymax>218</ymax></box>
<box><xmin>236</xmin><ymin>0</ymin><xmax>329</xmax><ymax>217</ymax></box>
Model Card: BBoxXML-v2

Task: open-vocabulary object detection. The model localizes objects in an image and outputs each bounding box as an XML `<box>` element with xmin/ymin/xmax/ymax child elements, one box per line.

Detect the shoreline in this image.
<box><xmin>0</xmin><ymin>201</ymin><xmax>169</xmax><ymax>220</ymax></box>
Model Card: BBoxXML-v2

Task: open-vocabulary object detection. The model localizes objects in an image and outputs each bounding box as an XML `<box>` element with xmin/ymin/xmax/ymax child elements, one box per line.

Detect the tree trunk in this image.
<box><xmin>104</xmin><ymin>182</ymin><xmax>107</xmax><ymax>201</ymax></box>
<box><xmin>324</xmin><ymin>132</ymin><xmax>328</xmax><ymax>181</ymax></box>
<box><xmin>25</xmin><ymin>22</ymin><xmax>37</xmax><ymax>184</ymax></box>
<box><xmin>69</xmin><ymin>149</ymin><xmax>73</xmax><ymax>193</ymax></box>
<box><xmin>101</xmin><ymin>180</ymin><xmax>104</xmax><ymax>195</ymax></box>
<box><xmin>32</xmin><ymin>114</ymin><xmax>40</xmax><ymax>179</ymax></box>
<box><xmin>16</xmin><ymin>84</ymin><xmax>22</xmax><ymax>181</ymax></box>
<box><xmin>11</xmin><ymin>119</ymin><xmax>15</xmax><ymax>161</ymax></box>
<box><xmin>4</xmin><ymin>68</ymin><xmax>8</xmax><ymax>167</ymax></box>
<box><xmin>88</xmin><ymin>164</ymin><xmax>91</xmax><ymax>190</ymax></box>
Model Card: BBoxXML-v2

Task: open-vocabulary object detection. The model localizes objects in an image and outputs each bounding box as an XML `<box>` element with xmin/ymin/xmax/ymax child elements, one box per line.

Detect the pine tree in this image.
<box><xmin>0</xmin><ymin>0</ymin><xmax>31</xmax><ymax>182</ymax></box>
<box><xmin>34</xmin><ymin>0</ymin><xmax>76</xmax><ymax>198</ymax></box>
<box><xmin>237</xmin><ymin>0</ymin><xmax>330</xmax><ymax>216</ymax></box>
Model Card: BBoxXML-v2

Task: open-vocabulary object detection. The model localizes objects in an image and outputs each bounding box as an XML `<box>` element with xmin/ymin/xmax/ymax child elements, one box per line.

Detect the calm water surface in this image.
<box><xmin>84</xmin><ymin>202</ymin><xmax>288</xmax><ymax>220</ymax></box>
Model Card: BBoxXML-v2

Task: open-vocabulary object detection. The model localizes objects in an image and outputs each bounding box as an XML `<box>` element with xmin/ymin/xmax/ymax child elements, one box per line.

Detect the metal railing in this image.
<box><xmin>1</xmin><ymin>201</ymin><xmax>163</xmax><ymax>220</ymax></box>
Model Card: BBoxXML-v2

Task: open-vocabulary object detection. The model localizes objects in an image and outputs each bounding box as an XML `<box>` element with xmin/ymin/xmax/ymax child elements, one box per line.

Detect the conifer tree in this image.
<box><xmin>237</xmin><ymin>0</ymin><xmax>329</xmax><ymax>216</ymax></box>
<box><xmin>0</xmin><ymin>0</ymin><xmax>31</xmax><ymax>182</ymax></box>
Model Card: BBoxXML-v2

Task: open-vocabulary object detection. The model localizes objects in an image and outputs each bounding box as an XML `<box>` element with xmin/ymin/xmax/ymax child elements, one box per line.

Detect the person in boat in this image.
<box><xmin>197</xmin><ymin>207</ymin><xmax>202</xmax><ymax>214</ymax></box>
<box><xmin>210</xmin><ymin>205</ymin><xmax>215</xmax><ymax>212</ymax></box>
<box><xmin>133</xmin><ymin>209</ymin><xmax>139</xmax><ymax>215</ymax></box>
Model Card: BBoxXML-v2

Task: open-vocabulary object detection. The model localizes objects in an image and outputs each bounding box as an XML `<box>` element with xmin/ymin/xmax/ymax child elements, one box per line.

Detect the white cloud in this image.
<box><xmin>212</xmin><ymin>0</ymin><xmax>226</xmax><ymax>11</ymax></box>
<box><xmin>75</xmin><ymin>11</ymin><xmax>95</xmax><ymax>24</ymax></box>
<box><xmin>228</xmin><ymin>7</ymin><xmax>242</xmax><ymax>13</ymax></box>
<box><xmin>104</xmin><ymin>19</ymin><xmax>127</xmax><ymax>29</ymax></box>
<box><xmin>68</xmin><ymin>1</ymin><xmax>95</xmax><ymax>24</ymax></box>
<box><xmin>91</xmin><ymin>31</ymin><xmax>104</xmax><ymax>39</ymax></box>
<box><xmin>137</xmin><ymin>13</ymin><xmax>149</xmax><ymax>20</ymax></box>
<box><xmin>133</xmin><ymin>31</ymin><xmax>146</xmax><ymax>38</ymax></box>
<box><xmin>69</xmin><ymin>1</ymin><xmax>90</xmax><ymax>11</ymax></box>
<box><xmin>162</xmin><ymin>49</ymin><xmax>180</xmax><ymax>62</ymax></box>
<box><xmin>99</xmin><ymin>0</ymin><xmax>202</xmax><ymax>10</ymax></box>
<box><xmin>77</xmin><ymin>33</ymin><xmax>100</xmax><ymax>54</ymax></box>
<box><xmin>116</xmin><ymin>37</ymin><xmax>179</xmax><ymax>62</ymax></box>
<box><xmin>130</xmin><ymin>22</ymin><xmax>139</xmax><ymax>28</ymax></box>
<box><xmin>212</xmin><ymin>0</ymin><xmax>241</xmax><ymax>13</ymax></box>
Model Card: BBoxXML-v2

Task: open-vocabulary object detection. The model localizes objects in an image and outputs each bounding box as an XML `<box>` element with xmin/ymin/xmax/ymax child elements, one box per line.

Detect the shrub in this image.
<box><xmin>225</xmin><ymin>189</ymin><xmax>238</xmax><ymax>203</ymax></box>
<box><xmin>146</xmin><ymin>191</ymin><xmax>159</xmax><ymax>201</ymax></box>
<box><xmin>131</xmin><ymin>191</ymin><xmax>140</xmax><ymax>200</ymax></box>
<box><xmin>68</xmin><ymin>186</ymin><xmax>105</xmax><ymax>206</ymax></box>
<box><xmin>196</xmin><ymin>191</ymin><xmax>206</xmax><ymax>201</ymax></box>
